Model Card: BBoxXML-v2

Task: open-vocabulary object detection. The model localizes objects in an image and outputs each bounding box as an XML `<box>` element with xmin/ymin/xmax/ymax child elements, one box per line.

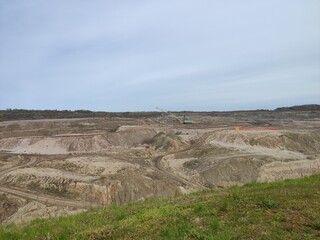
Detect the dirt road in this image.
<box><xmin>0</xmin><ymin>158</ymin><xmax>38</xmax><ymax>175</ymax></box>
<box><xmin>0</xmin><ymin>186</ymin><xmax>100</xmax><ymax>208</ymax></box>
<box><xmin>153</xmin><ymin>155</ymin><xmax>195</xmax><ymax>187</ymax></box>
<box><xmin>0</xmin><ymin>157</ymin><xmax>101</xmax><ymax>209</ymax></box>
<box><xmin>152</xmin><ymin>132</ymin><xmax>216</xmax><ymax>189</ymax></box>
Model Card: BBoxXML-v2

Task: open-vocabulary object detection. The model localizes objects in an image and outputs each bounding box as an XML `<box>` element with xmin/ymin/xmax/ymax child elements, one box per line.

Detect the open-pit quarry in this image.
<box><xmin>0</xmin><ymin>109</ymin><xmax>320</xmax><ymax>224</ymax></box>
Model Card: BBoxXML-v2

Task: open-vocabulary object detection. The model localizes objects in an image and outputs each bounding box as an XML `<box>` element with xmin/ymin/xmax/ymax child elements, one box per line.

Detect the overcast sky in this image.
<box><xmin>0</xmin><ymin>0</ymin><xmax>319</xmax><ymax>111</ymax></box>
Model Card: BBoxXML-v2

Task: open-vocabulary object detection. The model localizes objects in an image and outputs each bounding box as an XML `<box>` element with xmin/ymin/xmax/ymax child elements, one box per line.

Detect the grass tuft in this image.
<box><xmin>258</xmin><ymin>199</ymin><xmax>278</xmax><ymax>209</ymax></box>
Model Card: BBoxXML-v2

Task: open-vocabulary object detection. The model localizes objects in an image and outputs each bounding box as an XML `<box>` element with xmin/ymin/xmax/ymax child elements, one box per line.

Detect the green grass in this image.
<box><xmin>1</xmin><ymin>174</ymin><xmax>320</xmax><ymax>239</ymax></box>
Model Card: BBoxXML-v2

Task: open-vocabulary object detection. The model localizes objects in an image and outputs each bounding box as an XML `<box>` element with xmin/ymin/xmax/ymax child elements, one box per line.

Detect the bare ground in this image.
<box><xmin>0</xmin><ymin>110</ymin><xmax>319</xmax><ymax>224</ymax></box>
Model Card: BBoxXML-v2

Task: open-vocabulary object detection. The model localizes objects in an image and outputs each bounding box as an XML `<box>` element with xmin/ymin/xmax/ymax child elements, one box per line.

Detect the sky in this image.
<box><xmin>0</xmin><ymin>0</ymin><xmax>319</xmax><ymax>111</ymax></box>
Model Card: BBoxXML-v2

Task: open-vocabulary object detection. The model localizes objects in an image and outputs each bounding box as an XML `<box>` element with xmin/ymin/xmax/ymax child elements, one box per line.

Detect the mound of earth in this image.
<box><xmin>145</xmin><ymin>132</ymin><xmax>188</xmax><ymax>152</ymax></box>
<box><xmin>0</xmin><ymin>168</ymin><xmax>100</xmax><ymax>198</ymax></box>
<box><xmin>36</xmin><ymin>156</ymin><xmax>139</xmax><ymax>176</ymax></box>
<box><xmin>191</xmin><ymin>155</ymin><xmax>273</xmax><ymax>187</ymax></box>
<box><xmin>258</xmin><ymin>159</ymin><xmax>320</xmax><ymax>182</ymax></box>
<box><xmin>0</xmin><ymin>128</ymin><xmax>157</xmax><ymax>154</ymax></box>
<box><xmin>208</xmin><ymin>130</ymin><xmax>320</xmax><ymax>155</ymax></box>
<box><xmin>0</xmin><ymin>194</ymin><xmax>24</xmax><ymax>223</ymax></box>
<box><xmin>174</xmin><ymin>146</ymin><xmax>236</xmax><ymax>159</ymax></box>
<box><xmin>3</xmin><ymin>201</ymin><xmax>83</xmax><ymax>225</ymax></box>
<box><xmin>172</xmin><ymin>155</ymin><xmax>272</xmax><ymax>187</ymax></box>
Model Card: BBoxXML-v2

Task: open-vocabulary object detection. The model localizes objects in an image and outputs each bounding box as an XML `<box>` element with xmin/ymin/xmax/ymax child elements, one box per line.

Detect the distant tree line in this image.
<box><xmin>0</xmin><ymin>104</ymin><xmax>318</xmax><ymax>121</ymax></box>
<box><xmin>275</xmin><ymin>104</ymin><xmax>320</xmax><ymax>111</ymax></box>
<box><xmin>0</xmin><ymin>109</ymin><xmax>162</xmax><ymax>121</ymax></box>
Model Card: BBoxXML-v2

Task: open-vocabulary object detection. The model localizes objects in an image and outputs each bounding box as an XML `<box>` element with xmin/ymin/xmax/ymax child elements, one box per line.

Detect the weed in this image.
<box><xmin>307</xmin><ymin>221</ymin><xmax>320</xmax><ymax>230</ymax></box>
<box><xmin>110</xmin><ymin>205</ymin><xmax>126</xmax><ymax>221</ymax></box>
<box><xmin>210</xmin><ymin>232</ymin><xmax>231</xmax><ymax>240</ymax></box>
<box><xmin>219</xmin><ymin>198</ymin><xmax>229</xmax><ymax>212</ymax></box>
<box><xmin>210</xmin><ymin>219</ymin><xmax>220</xmax><ymax>231</ymax></box>
<box><xmin>231</xmin><ymin>191</ymin><xmax>240</xmax><ymax>201</ymax></box>
<box><xmin>274</xmin><ymin>213</ymin><xmax>286</xmax><ymax>222</ymax></box>
<box><xmin>187</xmin><ymin>228</ymin><xmax>209</xmax><ymax>240</ymax></box>
<box><xmin>258</xmin><ymin>199</ymin><xmax>278</xmax><ymax>209</ymax></box>
<box><xmin>160</xmin><ymin>221</ymin><xmax>191</xmax><ymax>239</ymax></box>
<box><xmin>194</xmin><ymin>203</ymin><xmax>206</xmax><ymax>214</ymax></box>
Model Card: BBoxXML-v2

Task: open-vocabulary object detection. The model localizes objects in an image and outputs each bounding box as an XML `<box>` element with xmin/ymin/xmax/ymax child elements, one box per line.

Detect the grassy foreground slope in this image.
<box><xmin>1</xmin><ymin>175</ymin><xmax>319</xmax><ymax>240</ymax></box>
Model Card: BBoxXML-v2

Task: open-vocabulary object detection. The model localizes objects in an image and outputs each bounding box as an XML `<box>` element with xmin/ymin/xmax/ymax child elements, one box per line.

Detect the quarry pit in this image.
<box><xmin>0</xmin><ymin>109</ymin><xmax>319</xmax><ymax>224</ymax></box>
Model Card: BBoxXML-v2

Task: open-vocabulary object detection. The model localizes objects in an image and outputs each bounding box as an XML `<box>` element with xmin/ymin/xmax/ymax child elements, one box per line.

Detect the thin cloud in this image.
<box><xmin>0</xmin><ymin>0</ymin><xmax>319</xmax><ymax>111</ymax></box>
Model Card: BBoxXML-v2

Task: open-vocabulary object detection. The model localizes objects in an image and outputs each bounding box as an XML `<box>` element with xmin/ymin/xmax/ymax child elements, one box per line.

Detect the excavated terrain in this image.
<box><xmin>0</xmin><ymin>110</ymin><xmax>320</xmax><ymax>224</ymax></box>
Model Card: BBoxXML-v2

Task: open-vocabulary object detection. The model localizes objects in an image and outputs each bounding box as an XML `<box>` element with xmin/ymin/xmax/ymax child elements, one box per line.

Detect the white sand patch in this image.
<box><xmin>0</xmin><ymin>137</ymin><xmax>68</xmax><ymax>154</ymax></box>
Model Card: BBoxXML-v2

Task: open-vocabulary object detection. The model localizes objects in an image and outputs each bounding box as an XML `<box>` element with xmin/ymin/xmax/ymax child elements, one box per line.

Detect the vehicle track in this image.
<box><xmin>190</xmin><ymin>131</ymin><xmax>215</xmax><ymax>148</ymax></box>
<box><xmin>0</xmin><ymin>156</ymin><xmax>101</xmax><ymax>209</ymax></box>
<box><xmin>0</xmin><ymin>157</ymin><xmax>38</xmax><ymax>175</ymax></box>
<box><xmin>0</xmin><ymin>186</ymin><xmax>100</xmax><ymax>208</ymax></box>
<box><xmin>153</xmin><ymin>155</ymin><xmax>197</xmax><ymax>187</ymax></box>
<box><xmin>152</xmin><ymin>131</ymin><xmax>215</xmax><ymax>189</ymax></box>
<box><xmin>152</xmin><ymin>129</ymin><xmax>306</xmax><ymax>190</ymax></box>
